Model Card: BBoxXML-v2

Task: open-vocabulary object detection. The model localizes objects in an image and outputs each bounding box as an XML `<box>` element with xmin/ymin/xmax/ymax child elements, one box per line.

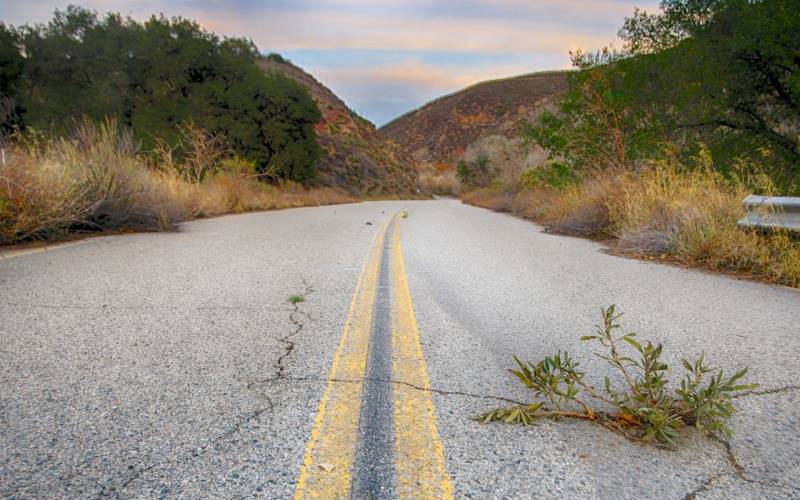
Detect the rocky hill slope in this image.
<box><xmin>379</xmin><ymin>71</ymin><xmax>570</xmax><ymax>167</ymax></box>
<box><xmin>258</xmin><ymin>56</ymin><xmax>417</xmax><ymax>194</ymax></box>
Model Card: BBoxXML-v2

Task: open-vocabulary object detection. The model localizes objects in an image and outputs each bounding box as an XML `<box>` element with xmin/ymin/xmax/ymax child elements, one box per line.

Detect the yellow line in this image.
<box><xmin>293</xmin><ymin>216</ymin><xmax>390</xmax><ymax>499</ymax></box>
<box><xmin>390</xmin><ymin>216</ymin><xmax>454</xmax><ymax>499</ymax></box>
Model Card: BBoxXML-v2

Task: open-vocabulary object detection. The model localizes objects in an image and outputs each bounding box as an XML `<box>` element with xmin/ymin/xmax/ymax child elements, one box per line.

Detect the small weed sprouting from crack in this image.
<box><xmin>248</xmin><ymin>367</ymin><xmax>799</xmax><ymax>494</ymax></box>
<box><xmin>478</xmin><ymin>305</ymin><xmax>758</xmax><ymax>447</ymax></box>
<box><xmin>275</xmin><ymin>280</ymin><xmax>314</xmax><ymax>379</ymax></box>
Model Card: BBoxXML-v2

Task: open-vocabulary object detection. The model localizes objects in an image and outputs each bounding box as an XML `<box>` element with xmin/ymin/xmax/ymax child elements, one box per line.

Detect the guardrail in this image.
<box><xmin>737</xmin><ymin>195</ymin><xmax>800</xmax><ymax>232</ymax></box>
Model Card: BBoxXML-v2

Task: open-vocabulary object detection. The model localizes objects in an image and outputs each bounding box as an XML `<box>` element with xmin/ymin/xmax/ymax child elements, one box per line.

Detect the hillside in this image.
<box><xmin>259</xmin><ymin>56</ymin><xmax>418</xmax><ymax>194</ymax></box>
<box><xmin>379</xmin><ymin>71</ymin><xmax>570</xmax><ymax>167</ymax></box>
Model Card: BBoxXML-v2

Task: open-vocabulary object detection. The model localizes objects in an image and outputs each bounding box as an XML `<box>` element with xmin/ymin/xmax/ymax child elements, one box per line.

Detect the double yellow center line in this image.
<box><xmin>294</xmin><ymin>212</ymin><xmax>453</xmax><ymax>499</ymax></box>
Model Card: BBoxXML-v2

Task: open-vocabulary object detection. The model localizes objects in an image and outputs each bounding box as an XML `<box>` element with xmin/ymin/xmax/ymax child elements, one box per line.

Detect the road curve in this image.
<box><xmin>2</xmin><ymin>199</ymin><xmax>799</xmax><ymax>498</ymax></box>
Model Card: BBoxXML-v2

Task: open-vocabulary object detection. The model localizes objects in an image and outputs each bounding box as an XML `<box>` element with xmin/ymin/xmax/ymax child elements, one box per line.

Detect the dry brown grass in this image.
<box><xmin>0</xmin><ymin>122</ymin><xmax>186</xmax><ymax>243</ymax></box>
<box><xmin>417</xmin><ymin>164</ymin><xmax>461</xmax><ymax>196</ymax></box>
<box><xmin>463</xmin><ymin>165</ymin><xmax>800</xmax><ymax>288</ymax></box>
<box><xmin>161</xmin><ymin>173</ymin><xmax>353</xmax><ymax>218</ymax></box>
<box><xmin>462</xmin><ymin>189</ymin><xmax>514</xmax><ymax>212</ymax></box>
<box><xmin>0</xmin><ymin>122</ymin><xmax>355</xmax><ymax>245</ymax></box>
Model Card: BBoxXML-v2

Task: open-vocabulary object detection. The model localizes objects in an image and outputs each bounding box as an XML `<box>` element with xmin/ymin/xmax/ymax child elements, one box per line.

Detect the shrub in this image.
<box><xmin>154</xmin><ymin>124</ymin><xmax>231</xmax><ymax>183</ymax></box>
<box><xmin>545</xmin><ymin>171</ymin><xmax>632</xmax><ymax>237</ymax></box>
<box><xmin>0</xmin><ymin>120</ymin><xmax>185</xmax><ymax>244</ymax></box>
<box><xmin>479</xmin><ymin>305</ymin><xmax>757</xmax><ymax>446</ymax></box>
<box><xmin>520</xmin><ymin>161</ymin><xmax>578</xmax><ymax>190</ymax></box>
<box><xmin>461</xmin><ymin>188</ymin><xmax>515</xmax><ymax>213</ymax></box>
<box><xmin>456</xmin><ymin>154</ymin><xmax>495</xmax><ymax>187</ymax></box>
<box><xmin>417</xmin><ymin>164</ymin><xmax>460</xmax><ymax>196</ymax></box>
<box><xmin>462</xmin><ymin>135</ymin><xmax>543</xmax><ymax>186</ymax></box>
<box><xmin>521</xmin><ymin>1</ymin><xmax>800</xmax><ymax>193</ymax></box>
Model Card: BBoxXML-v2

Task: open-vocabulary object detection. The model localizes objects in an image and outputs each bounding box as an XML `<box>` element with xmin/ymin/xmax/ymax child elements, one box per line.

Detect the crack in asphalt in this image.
<box><xmin>715</xmin><ymin>436</ymin><xmax>796</xmax><ymax>491</ymax></box>
<box><xmin>679</xmin><ymin>384</ymin><xmax>800</xmax><ymax>497</ymax></box>
<box><xmin>274</xmin><ymin>280</ymin><xmax>314</xmax><ymax>380</ymax></box>
<box><xmin>249</xmin><ymin>374</ymin><xmax>527</xmax><ymax>406</ymax></box>
<box><xmin>731</xmin><ymin>384</ymin><xmax>800</xmax><ymax>398</ymax></box>
<box><xmin>681</xmin><ymin>386</ymin><xmax>800</xmax><ymax>499</ymax></box>
<box><xmin>253</xmin><ymin>375</ymin><xmax>800</xmax><ymax>498</ymax></box>
<box><xmin>253</xmin><ymin>376</ymin><xmax>800</xmax><ymax>417</ymax></box>
<box><xmin>683</xmin><ymin>472</ymin><xmax>727</xmax><ymax>500</ymax></box>
<box><xmin>85</xmin><ymin>358</ymin><xmax>800</xmax><ymax>498</ymax></box>
<box><xmin>96</xmin><ymin>400</ymin><xmax>274</xmax><ymax>499</ymax></box>
<box><xmin>88</xmin><ymin>378</ymin><xmax>798</xmax><ymax>498</ymax></box>
<box><xmin>683</xmin><ymin>436</ymin><xmax>799</xmax><ymax>499</ymax></box>
<box><xmin>94</xmin><ymin>280</ymin><xmax>317</xmax><ymax>498</ymax></box>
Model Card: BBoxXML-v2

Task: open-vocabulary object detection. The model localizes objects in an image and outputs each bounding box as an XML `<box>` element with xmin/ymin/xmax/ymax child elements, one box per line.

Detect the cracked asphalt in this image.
<box><xmin>2</xmin><ymin>199</ymin><xmax>799</xmax><ymax>498</ymax></box>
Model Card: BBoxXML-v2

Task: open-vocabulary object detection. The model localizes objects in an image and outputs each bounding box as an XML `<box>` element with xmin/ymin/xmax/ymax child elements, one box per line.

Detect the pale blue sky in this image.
<box><xmin>0</xmin><ymin>0</ymin><xmax>661</xmax><ymax>125</ymax></box>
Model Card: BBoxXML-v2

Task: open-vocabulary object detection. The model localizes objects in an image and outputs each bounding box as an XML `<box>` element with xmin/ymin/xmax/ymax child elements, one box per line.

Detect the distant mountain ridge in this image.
<box><xmin>379</xmin><ymin>71</ymin><xmax>570</xmax><ymax>166</ymax></box>
<box><xmin>258</xmin><ymin>56</ymin><xmax>417</xmax><ymax>194</ymax></box>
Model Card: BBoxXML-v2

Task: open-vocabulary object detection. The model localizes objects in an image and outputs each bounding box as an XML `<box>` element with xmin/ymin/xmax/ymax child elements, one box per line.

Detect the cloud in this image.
<box><xmin>0</xmin><ymin>0</ymin><xmax>661</xmax><ymax>124</ymax></box>
<box><xmin>191</xmin><ymin>5</ymin><xmax>636</xmax><ymax>55</ymax></box>
<box><xmin>319</xmin><ymin>59</ymin><xmax>542</xmax><ymax>93</ymax></box>
<box><xmin>0</xmin><ymin>0</ymin><xmax>655</xmax><ymax>55</ymax></box>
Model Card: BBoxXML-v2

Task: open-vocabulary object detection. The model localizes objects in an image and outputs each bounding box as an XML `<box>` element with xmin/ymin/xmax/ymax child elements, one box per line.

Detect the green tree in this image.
<box><xmin>617</xmin><ymin>0</ymin><xmax>800</xmax><ymax>172</ymax></box>
<box><xmin>0</xmin><ymin>22</ymin><xmax>23</xmax><ymax>134</ymax></box>
<box><xmin>6</xmin><ymin>6</ymin><xmax>321</xmax><ymax>183</ymax></box>
<box><xmin>526</xmin><ymin>0</ymin><xmax>800</xmax><ymax>191</ymax></box>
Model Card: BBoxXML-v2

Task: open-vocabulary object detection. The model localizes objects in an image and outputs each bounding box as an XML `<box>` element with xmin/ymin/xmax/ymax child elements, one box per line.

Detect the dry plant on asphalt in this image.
<box><xmin>479</xmin><ymin>305</ymin><xmax>757</xmax><ymax>446</ymax></box>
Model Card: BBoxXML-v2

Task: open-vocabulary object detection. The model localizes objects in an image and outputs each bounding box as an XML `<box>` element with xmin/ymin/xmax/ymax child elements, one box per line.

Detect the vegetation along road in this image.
<box><xmin>1</xmin><ymin>199</ymin><xmax>798</xmax><ymax>498</ymax></box>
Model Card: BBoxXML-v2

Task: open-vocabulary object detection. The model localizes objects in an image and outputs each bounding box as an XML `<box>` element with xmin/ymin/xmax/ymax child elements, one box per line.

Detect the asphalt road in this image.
<box><xmin>2</xmin><ymin>199</ymin><xmax>799</xmax><ymax>498</ymax></box>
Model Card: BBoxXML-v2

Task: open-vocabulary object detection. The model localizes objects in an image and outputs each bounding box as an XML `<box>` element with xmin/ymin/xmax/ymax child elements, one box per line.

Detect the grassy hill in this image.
<box><xmin>379</xmin><ymin>71</ymin><xmax>570</xmax><ymax>167</ymax></box>
<box><xmin>259</xmin><ymin>56</ymin><xmax>418</xmax><ymax>195</ymax></box>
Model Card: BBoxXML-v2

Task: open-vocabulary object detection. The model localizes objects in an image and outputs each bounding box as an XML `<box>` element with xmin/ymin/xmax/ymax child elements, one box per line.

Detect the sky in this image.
<box><xmin>0</xmin><ymin>0</ymin><xmax>661</xmax><ymax>126</ymax></box>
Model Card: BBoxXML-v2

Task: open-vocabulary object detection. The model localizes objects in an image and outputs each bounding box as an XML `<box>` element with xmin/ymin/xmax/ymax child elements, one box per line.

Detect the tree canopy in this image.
<box><xmin>0</xmin><ymin>6</ymin><xmax>321</xmax><ymax>183</ymax></box>
<box><xmin>526</xmin><ymin>0</ymin><xmax>800</xmax><ymax>192</ymax></box>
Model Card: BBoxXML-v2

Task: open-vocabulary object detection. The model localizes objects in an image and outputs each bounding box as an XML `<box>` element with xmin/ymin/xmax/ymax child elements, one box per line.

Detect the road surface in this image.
<box><xmin>2</xmin><ymin>199</ymin><xmax>799</xmax><ymax>498</ymax></box>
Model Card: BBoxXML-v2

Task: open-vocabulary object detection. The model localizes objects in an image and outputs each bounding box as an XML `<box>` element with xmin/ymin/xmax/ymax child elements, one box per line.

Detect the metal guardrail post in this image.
<box><xmin>737</xmin><ymin>195</ymin><xmax>800</xmax><ymax>232</ymax></box>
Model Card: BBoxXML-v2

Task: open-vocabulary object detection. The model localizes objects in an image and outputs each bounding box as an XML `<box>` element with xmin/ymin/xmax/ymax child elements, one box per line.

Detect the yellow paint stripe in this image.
<box><xmin>294</xmin><ymin>217</ymin><xmax>391</xmax><ymax>499</ymax></box>
<box><xmin>390</xmin><ymin>217</ymin><xmax>454</xmax><ymax>499</ymax></box>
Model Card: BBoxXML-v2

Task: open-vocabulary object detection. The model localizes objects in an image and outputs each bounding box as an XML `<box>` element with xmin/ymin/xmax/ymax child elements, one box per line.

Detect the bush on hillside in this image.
<box><xmin>417</xmin><ymin>164</ymin><xmax>460</xmax><ymax>196</ymax></box>
<box><xmin>523</xmin><ymin>0</ymin><xmax>800</xmax><ymax>192</ymax></box>
<box><xmin>462</xmin><ymin>135</ymin><xmax>544</xmax><ymax>187</ymax></box>
<box><xmin>0</xmin><ymin>6</ymin><xmax>321</xmax><ymax>184</ymax></box>
<box><xmin>457</xmin><ymin>154</ymin><xmax>496</xmax><ymax>188</ymax></box>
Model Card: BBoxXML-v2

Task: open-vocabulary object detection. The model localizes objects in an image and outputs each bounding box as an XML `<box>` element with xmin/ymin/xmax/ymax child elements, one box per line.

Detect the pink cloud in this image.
<box><xmin>317</xmin><ymin>59</ymin><xmax>559</xmax><ymax>93</ymax></box>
